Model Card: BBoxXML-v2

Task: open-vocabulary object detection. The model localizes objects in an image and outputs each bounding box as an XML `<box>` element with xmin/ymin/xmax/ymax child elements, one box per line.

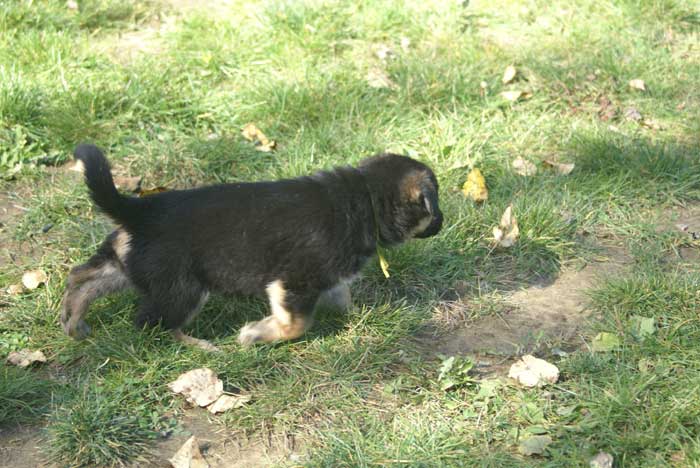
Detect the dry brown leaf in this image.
<box><xmin>641</xmin><ymin>118</ymin><xmax>662</xmax><ymax>130</ymax></box>
<box><xmin>168</xmin><ymin>368</ymin><xmax>223</xmax><ymax>407</ymax></box>
<box><xmin>500</xmin><ymin>90</ymin><xmax>531</xmax><ymax>102</ymax></box>
<box><xmin>492</xmin><ymin>204</ymin><xmax>519</xmax><ymax>248</ymax></box>
<box><xmin>22</xmin><ymin>270</ymin><xmax>47</xmax><ymax>290</ymax></box>
<box><xmin>374</xmin><ymin>44</ymin><xmax>394</xmax><ymax>61</ymax></box>
<box><xmin>629</xmin><ymin>79</ymin><xmax>646</xmax><ymax>91</ymax></box>
<box><xmin>68</xmin><ymin>160</ymin><xmax>85</xmax><ymax>173</ymax></box>
<box><xmin>512</xmin><ymin>157</ymin><xmax>537</xmax><ymax>176</ymax></box>
<box><xmin>138</xmin><ymin>186</ymin><xmax>168</xmax><ymax>197</ymax></box>
<box><xmin>169</xmin><ymin>436</ymin><xmax>210</xmax><ymax>468</ymax></box>
<box><xmin>241</xmin><ymin>123</ymin><xmax>276</xmax><ymax>152</ymax></box>
<box><xmin>502</xmin><ymin>65</ymin><xmax>517</xmax><ymax>84</ymax></box>
<box><xmin>624</xmin><ymin>107</ymin><xmax>643</xmax><ymax>121</ymax></box>
<box><xmin>6</xmin><ymin>284</ymin><xmax>24</xmax><ymax>295</ymax></box>
<box><xmin>542</xmin><ymin>160</ymin><xmax>575</xmax><ymax>175</ymax></box>
<box><xmin>366</xmin><ymin>67</ymin><xmax>396</xmax><ymax>89</ymax></box>
<box><xmin>461</xmin><ymin>168</ymin><xmax>488</xmax><ymax>202</ymax></box>
<box><xmin>114</xmin><ymin>176</ymin><xmax>142</xmax><ymax>193</ymax></box>
<box><xmin>7</xmin><ymin>349</ymin><xmax>47</xmax><ymax>368</ymax></box>
<box><xmin>207</xmin><ymin>394</ymin><xmax>252</xmax><ymax>414</ymax></box>
<box><xmin>508</xmin><ymin>355</ymin><xmax>559</xmax><ymax>387</ymax></box>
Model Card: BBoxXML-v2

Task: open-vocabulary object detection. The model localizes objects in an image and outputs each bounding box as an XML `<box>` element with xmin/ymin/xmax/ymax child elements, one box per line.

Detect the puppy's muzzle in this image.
<box><xmin>415</xmin><ymin>211</ymin><xmax>443</xmax><ymax>238</ymax></box>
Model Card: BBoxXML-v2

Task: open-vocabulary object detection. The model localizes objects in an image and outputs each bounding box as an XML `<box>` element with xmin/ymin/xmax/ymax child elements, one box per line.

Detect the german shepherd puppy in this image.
<box><xmin>61</xmin><ymin>144</ymin><xmax>443</xmax><ymax>351</ymax></box>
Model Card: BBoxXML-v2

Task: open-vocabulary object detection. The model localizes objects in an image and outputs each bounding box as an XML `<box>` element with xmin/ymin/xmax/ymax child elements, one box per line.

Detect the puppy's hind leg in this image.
<box><xmin>61</xmin><ymin>257</ymin><xmax>130</xmax><ymax>339</ymax></box>
<box><xmin>135</xmin><ymin>285</ymin><xmax>218</xmax><ymax>352</ymax></box>
<box><xmin>238</xmin><ymin>280</ymin><xmax>317</xmax><ymax>346</ymax></box>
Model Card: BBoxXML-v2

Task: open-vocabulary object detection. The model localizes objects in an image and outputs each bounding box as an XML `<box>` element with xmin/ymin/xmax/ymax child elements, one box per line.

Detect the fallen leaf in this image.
<box><xmin>502</xmin><ymin>65</ymin><xmax>517</xmax><ymax>84</ymax></box>
<box><xmin>366</xmin><ymin>67</ymin><xmax>396</xmax><ymax>89</ymax></box>
<box><xmin>629</xmin><ymin>79</ymin><xmax>646</xmax><ymax>91</ymax></box>
<box><xmin>169</xmin><ymin>436</ymin><xmax>209</xmax><ymax>468</ymax></box>
<box><xmin>241</xmin><ymin>123</ymin><xmax>276</xmax><ymax>152</ymax></box>
<box><xmin>670</xmin><ymin>451</ymin><xmax>686</xmax><ymax>464</ymax></box>
<box><xmin>168</xmin><ymin>368</ymin><xmax>223</xmax><ymax>407</ymax></box>
<box><xmin>6</xmin><ymin>284</ymin><xmax>24</xmax><ymax>295</ymax></box>
<box><xmin>69</xmin><ymin>160</ymin><xmax>85</xmax><ymax>173</ymax></box>
<box><xmin>378</xmin><ymin>251</ymin><xmax>390</xmax><ymax>278</ymax></box>
<box><xmin>676</xmin><ymin>223</ymin><xmax>689</xmax><ymax>232</ymax></box>
<box><xmin>542</xmin><ymin>160</ymin><xmax>575</xmax><ymax>175</ymax></box>
<box><xmin>630</xmin><ymin>315</ymin><xmax>655</xmax><ymax>339</ymax></box>
<box><xmin>597</xmin><ymin>96</ymin><xmax>617</xmax><ymax>121</ymax></box>
<box><xmin>461</xmin><ymin>168</ymin><xmax>488</xmax><ymax>202</ymax></box>
<box><xmin>589</xmin><ymin>451</ymin><xmax>614</xmax><ymax>468</ymax></box>
<box><xmin>556</xmin><ymin>405</ymin><xmax>577</xmax><ymax>417</ymax></box>
<box><xmin>512</xmin><ymin>157</ymin><xmax>537</xmax><ymax>176</ymax></box>
<box><xmin>624</xmin><ymin>107</ymin><xmax>643</xmax><ymax>122</ymax></box>
<box><xmin>114</xmin><ymin>176</ymin><xmax>142</xmax><ymax>193</ymax></box>
<box><xmin>508</xmin><ymin>355</ymin><xmax>559</xmax><ymax>387</ymax></box>
<box><xmin>22</xmin><ymin>270</ymin><xmax>47</xmax><ymax>290</ymax></box>
<box><xmin>493</xmin><ymin>204</ymin><xmax>519</xmax><ymax>248</ymax></box>
<box><xmin>592</xmin><ymin>332</ymin><xmax>620</xmax><ymax>352</ymax></box>
<box><xmin>518</xmin><ymin>435</ymin><xmax>552</xmax><ymax>456</ymax></box>
<box><xmin>500</xmin><ymin>90</ymin><xmax>528</xmax><ymax>102</ymax></box>
<box><xmin>641</xmin><ymin>118</ymin><xmax>662</xmax><ymax>130</ymax></box>
<box><xmin>138</xmin><ymin>186</ymin><xmax>168</xmax><ymax>197</ymax></box>
<box><xmin>66</xmin><ymin>0</ymin><xmax>78</xmax><ymax>10</ymax></box>
<box><xmin>208</xmin><ymin>394</ymin><xmax>252</xmax><ymax>414</ymax></box>
<box><xmin>7</xmin><ymin>349</ymin><xmax>47</xmax><ymax>368</ymax></box>
<box><xmin>400</xmin><ymin>36</ymin><xmax>411</xmax><ymax>52</ymax></box>
<box><xmin>374</xmin><ymin>44</ymin><xmax>394</xmax><ymax>61</ymax></box>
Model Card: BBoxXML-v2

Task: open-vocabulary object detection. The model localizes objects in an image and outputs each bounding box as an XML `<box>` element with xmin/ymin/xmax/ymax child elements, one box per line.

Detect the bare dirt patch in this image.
<box><xmin>0</xmin><ymin>426</ymin><xmax>48</xmax><ymax>468</ymax></box>
<box><xmin>419</xmin><ymin>247</ymin><xmax>631</xmax><ymax>364</ymax></box>
<box><xmin>143</xmin><ymin>410</ymin><xmax>300</xmax><ymax>468</ymax></box>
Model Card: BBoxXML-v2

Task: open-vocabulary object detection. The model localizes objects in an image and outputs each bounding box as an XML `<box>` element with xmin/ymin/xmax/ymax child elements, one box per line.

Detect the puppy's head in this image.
<box><xmin>359</xmin><ymin>153</ymin><xmax>443</xmax><ymax>246</ymax></box>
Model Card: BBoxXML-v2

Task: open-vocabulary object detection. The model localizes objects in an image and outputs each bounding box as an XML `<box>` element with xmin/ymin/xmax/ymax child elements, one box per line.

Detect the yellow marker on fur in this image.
<box><xmin>378</xmin><ymin>250</ymin><xmax>390</xmax><ymax>278</ymax></box>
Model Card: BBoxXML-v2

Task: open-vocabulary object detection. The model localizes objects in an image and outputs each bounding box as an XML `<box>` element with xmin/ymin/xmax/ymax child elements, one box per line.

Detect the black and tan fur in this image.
<box><xmin>61</xmin><ymin>144</ymin><xmax>443</xmax><ymax>350</ymax></box>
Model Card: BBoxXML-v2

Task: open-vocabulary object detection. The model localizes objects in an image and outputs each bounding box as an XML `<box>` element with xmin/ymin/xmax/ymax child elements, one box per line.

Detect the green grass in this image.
<box><xmin>1</xmin><ymin>0</ymin><xmax>700</xmax><ymax>466</ymax></box>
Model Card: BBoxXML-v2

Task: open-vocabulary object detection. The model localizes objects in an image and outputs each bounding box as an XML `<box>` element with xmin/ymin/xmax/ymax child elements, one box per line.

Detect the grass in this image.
<box><xmin>1</xmin><ymin>0</ymin><xmax>699</xmax><ymax>466</ymax></box>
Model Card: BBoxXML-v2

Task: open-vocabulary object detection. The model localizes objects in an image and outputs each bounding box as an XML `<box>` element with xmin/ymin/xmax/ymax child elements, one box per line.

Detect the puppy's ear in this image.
<box><xmin>401</xmin><ymin>170</ymin><xmax>429</xmax><ymax>201</ymax></box>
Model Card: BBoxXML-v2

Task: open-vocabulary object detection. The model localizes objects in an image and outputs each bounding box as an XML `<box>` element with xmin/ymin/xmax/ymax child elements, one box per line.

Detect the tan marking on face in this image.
<box><xmin>402</xmin><ymin>170</ymin><xmax>430</xmax><ymax>201</ymax></box>
<box><xmin>113</xmin><ymin>229</ymin><xmax>132</xmax><ymax>262</ymax></box>
<box><xmin>410</xmin><ymin>215</ymin><xmax>433</xmax><ymax>238</ymax></box>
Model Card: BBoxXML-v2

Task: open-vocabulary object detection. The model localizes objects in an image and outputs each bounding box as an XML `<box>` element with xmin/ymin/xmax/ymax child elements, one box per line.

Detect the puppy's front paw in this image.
<box><xmin>65</xmin><ymin>319</ymin><xmax>91</xmax><ymax>340</ymax></box>
<box><xmin>237</xmin><ymin>322</ymin><xmax>263</xmax><ymax>347</ymax></box>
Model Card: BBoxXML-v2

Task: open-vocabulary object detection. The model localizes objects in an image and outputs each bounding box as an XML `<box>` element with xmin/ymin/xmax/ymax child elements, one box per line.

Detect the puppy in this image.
<box><xmin>61</xmin><ymin>144</ymin><xmax>443</xmax><ymax>351</ymax></box>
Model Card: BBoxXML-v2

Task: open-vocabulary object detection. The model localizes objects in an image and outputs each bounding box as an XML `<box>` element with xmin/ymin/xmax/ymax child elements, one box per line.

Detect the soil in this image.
<box><xmin>416</xmin><ymin>244</ymin><xmax>633</xmax><ymax>374</ymax></box>
<box><xmin>142</xmin><ymin>410</ymin><xmax>299</xmax><ymax>468</ymax></box>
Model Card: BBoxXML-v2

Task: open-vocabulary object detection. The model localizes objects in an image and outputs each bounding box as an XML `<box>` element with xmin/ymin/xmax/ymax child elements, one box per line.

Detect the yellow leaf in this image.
<box><xmin>241</xmin><ymin>123</ymin><xmax>276</xmax><ymax>152</ymax></box>
<box><xmin>138</xmin><ymin>186</ymin><xmax>168</xmax><ymax>197</ymax></box>
<box><xmin>461</xmin><ymin>168</ymin><xmax>488</xmax><ymax>202</ymax></box>
<box><xmin>378</xmin><ymin>251</ymin><xmax>390</xmax><ymax>278</ymax></box>
<box><xmin>629</xmin><ymin>79</ymin><xmax>646</xmax><ymax>91</ymax></box>
<box><xmin>492</xmin><ymin>204</ymin><xmax>519</xmax><ymax>247</ymax></box>
<box><xmin>512</xmin><ymin>157</ymin><xmax>537</xmax><ymax>176</ymax></box>
<box><xmin>502</xmin><ymin>65</ymin><xmax>517</xmax><ymax>84</ymax></box>
<box><xmin>542</xmin><ymin>160</ymin><xmax>575</xmax><ymax>175</ymax></box>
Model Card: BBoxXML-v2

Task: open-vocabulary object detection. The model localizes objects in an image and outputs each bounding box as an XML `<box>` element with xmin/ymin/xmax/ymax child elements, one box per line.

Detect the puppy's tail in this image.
<box><xmin>74</xmin><ymin>144</ymin><xmax>142</xmax><ymax>228</ymax></box>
